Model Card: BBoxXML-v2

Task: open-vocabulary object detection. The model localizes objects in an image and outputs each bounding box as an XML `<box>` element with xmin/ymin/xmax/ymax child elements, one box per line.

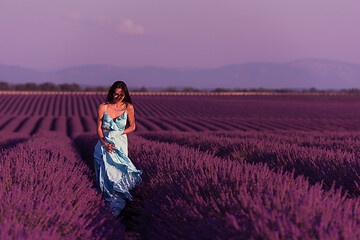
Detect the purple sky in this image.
<box><xmin>1</xmin><ymin>0</ymin><xmax>359</xmax><ymax>70</ymax></box>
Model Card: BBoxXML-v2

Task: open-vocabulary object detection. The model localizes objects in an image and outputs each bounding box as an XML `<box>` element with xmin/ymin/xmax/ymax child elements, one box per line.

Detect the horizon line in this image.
<box><xmin>1</xmin><ymin>57</ymin><xmax>359</xmax><ymax>72</ymax></box>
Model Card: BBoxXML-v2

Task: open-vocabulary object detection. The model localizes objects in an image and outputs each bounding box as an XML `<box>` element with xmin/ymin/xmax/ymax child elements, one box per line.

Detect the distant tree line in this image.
<box><xmin>0</xmin><ymin>82</ymin><xmax>84</xmax><ymax>92</ymax></box>
<box><xmin>2</xmin><ymin>81</ymin><xmax>360</xmax><ymax>93</ymax></box>
<box><xmin>0</xmin><ymin>82</ymin><xmax>121</xmax><ymax>92</ymax></box>
<box><xmin>148</xmin><ymin>86</ymin><xmax>360</xmax><ymax>94</ymax></box>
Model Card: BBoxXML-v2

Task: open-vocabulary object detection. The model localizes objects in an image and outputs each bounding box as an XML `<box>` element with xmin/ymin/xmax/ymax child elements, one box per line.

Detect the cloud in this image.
<box><xmin>65</xmin><ymin>13</ymin><xmax>145</xmax><ymax>35</ymax></box>
<box><xmin>116</xmin><ymin>19</ymin><xmax>145</xmax><ymax>35</ymax></box>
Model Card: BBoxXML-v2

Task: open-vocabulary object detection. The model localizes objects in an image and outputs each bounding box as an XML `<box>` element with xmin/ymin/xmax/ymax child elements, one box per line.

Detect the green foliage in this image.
<box><xmin>39</xmin><ymin>82</ymin><xmax>60</xmax><ymax>91</ymax></box>
<box><xmin>84</xmin><ymin>86</ymin><xmax>108</xmax><ymax>92</ymax></box>
<box><xmin>233</xmin><ymin>88</ymin><xmax>249</xmax><ymax>92</ymax></box>
<box><xmin>183</xmin><ymin>87</ymin><xmax>202</xmax><ymax>92</ymax></box>
<box><xmin>212</xmin><ymin>87</ymin><xmax>232</xmax><ymax>92</ymax></box>
<box><xmin>9</xmin><ymin>82</ymin><xmax>81</xmax><ymax>92</ymax></box>
<box><xmin>130</xmin><ymin>86</ymin><xmax>148</xmax><ymax>92</ymax></box>
<box><xmin>13</xmin><ymin>83</ymin><xmax>39</xmax><ymax>91</ymax></box>
<box><xmin>273</xmin><ymin>88</ymin><xmax>297</xmax><ymax>93</ymax></box>
<box><xmin>2</xmin><ymin>81</ymin><xmax>360</xmax><ymax>93</ymax></box>
<box><xmin>309</xmin><ymin>87</ymin><xmax>317</xmax><ymax>92</ymax></box>
<box><xmin>340</xmin><ymin>88</ymin><xmax>360</xmax><ymax>94</ymax></box>
<box><xmin>58</xmin><ymin>83</ymin><xmax>81</xmax><ymax>92</ymax></box>
<box><xmin>0</xmin><ymin>81</ymin><xmax>9</xmax><ymax>90</ymax></box>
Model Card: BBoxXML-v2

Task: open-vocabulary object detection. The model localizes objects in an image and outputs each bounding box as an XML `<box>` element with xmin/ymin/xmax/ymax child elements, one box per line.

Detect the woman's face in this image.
<box><xmin>113</xmin><ymin>88</ymin><xmax>125</xmax><ymax>102</ymax></box>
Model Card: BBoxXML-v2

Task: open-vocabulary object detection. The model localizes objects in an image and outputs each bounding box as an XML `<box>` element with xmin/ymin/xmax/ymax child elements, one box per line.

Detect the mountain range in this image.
<box><xmin>1</xmin><ymin>59</ymin><xmax>360</xmax><ymax>89</ymax></box>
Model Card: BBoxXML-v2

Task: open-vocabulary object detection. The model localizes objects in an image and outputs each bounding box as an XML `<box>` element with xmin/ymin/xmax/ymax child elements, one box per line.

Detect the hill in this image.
<box><xmin>1</xmin><ymin>59</ymin><xmax>360</xmax><ymax>89</ymax></box>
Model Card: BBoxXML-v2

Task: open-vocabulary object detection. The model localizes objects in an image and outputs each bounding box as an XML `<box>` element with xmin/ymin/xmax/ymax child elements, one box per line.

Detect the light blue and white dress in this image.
<box><xmin>94</xmin><ymin>103</ymin><xmax>142</xmax><ymax>216</ymax></box>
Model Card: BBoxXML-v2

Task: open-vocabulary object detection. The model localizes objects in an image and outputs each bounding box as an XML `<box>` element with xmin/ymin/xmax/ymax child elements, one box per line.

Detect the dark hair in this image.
<box><xmin>106</xmin><ymin>81</ymin><xmax>133</xmax><ymax>104</ymax></box>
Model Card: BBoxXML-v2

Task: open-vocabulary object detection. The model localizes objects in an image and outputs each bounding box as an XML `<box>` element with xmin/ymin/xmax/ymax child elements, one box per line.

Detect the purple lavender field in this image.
<box><xmin>2</xmin><ymin>93</ymin><xmax>360</xmax><ymax>239</ymax></box>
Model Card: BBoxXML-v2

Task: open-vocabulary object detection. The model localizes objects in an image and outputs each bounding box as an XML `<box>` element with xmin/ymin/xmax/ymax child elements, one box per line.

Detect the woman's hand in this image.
<box><xmin>104</xmin><ymin>142</ymin><xmax>116</xmax><ymax>153</ymax></box>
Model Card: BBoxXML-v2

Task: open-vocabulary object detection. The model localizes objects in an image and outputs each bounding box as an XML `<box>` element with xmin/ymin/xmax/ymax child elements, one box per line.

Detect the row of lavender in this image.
<box><xmin>139</xmin><ymin>130</ymin><xmax>360</xmax><ymax>197</ymax></box>
<box><xmin>3</xmin><ymin>114</ymin><xmax>360</xmax><ymax>138</ymax></box>
<box><xmin>71</xmin><ymin>132</ymin><xmax>360</xmax><ymax>239</ymax></box>
<box><xmin>0</xmin><ymin>133</ymin><xmax>124</xmax><ymax>239</ymax></box>
<box><xmin>2</xmin><ymin>94</ymin><xmax>360</xmax><ymax>136</ymax></box>
<box><xmin>3</xmin><ymin>94</ymin><xmax>360</xmax><ymax>119</ymax></box>
<box><xmin>3</xmin><ymin>129</ymin><xmax>360</xmax><ymax>239</ymax></box>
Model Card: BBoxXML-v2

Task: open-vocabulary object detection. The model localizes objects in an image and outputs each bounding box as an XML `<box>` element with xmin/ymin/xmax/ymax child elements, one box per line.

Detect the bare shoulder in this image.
<box><xmin>126</xmin><ymin>103</ymin><xmax>134</xmax><ymax>111</ymax></box>
<box><xmin>97</xmin><ymin>102</ymin><xmax>106</xmax><ymax>114</ymax></box>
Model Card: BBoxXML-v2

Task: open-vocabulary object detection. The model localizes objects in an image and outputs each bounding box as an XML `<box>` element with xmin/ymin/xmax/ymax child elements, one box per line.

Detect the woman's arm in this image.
<box><xmin>96</xmin><ymin>103</ymin><xmax>115</xmax><ymax>153</ymax></box>
<box><xmin>122</xmin><ymin>103</ymin><xmax>136</xmax><ymax>134</ymax></box>
<box><xmin>96</xmin><ymin>103</ymin><xmax>106</xmax><ymax>145</ymax></box>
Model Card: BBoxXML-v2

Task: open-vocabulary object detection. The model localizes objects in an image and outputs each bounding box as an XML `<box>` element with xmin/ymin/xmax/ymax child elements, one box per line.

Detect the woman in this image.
<box><xmin>94</xmin><ymin>81</ymin><xmax>142</xmax><ymax>216</ymax></box>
